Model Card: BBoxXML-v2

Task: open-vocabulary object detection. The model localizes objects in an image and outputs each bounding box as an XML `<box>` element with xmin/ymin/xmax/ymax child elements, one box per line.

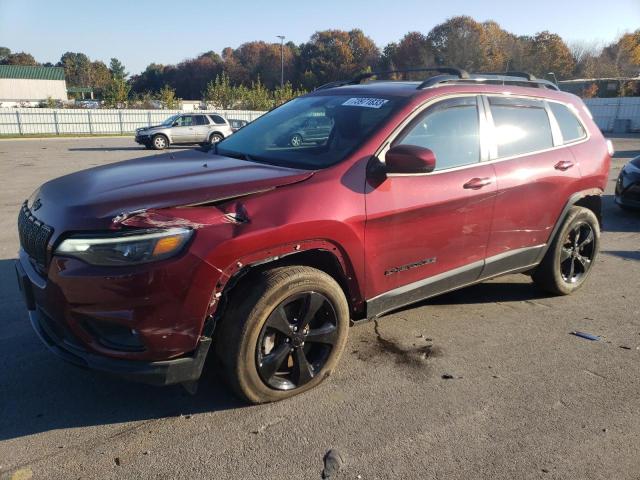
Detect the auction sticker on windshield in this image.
<box><xmin>342</xmin><ymin>97</ymin><xmax>389</xmax><ymax>108</ymax></box>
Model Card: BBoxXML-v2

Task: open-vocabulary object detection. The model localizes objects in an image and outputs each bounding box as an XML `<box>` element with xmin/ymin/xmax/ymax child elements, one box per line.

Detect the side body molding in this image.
<box><xmin>365</xmin><ymin>188</ymin><xmax>603</xmax><ymax>319</ymax></box>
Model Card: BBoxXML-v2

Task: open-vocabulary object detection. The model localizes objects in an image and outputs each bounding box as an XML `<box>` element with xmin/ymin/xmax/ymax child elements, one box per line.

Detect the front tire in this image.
<box><xmin>215</xmin><ymin>266</ymin><xmax>349</xmax><ymax>404</ymax></box>
<box><xmin>151</xmin><ymin>134</ymin><xmax>168</xmax><ymax>150</ymax></box>
<box><xmin>533</xmin><ymin>206</ymin><xmax>600</xmax><ymax>295</ymax></box>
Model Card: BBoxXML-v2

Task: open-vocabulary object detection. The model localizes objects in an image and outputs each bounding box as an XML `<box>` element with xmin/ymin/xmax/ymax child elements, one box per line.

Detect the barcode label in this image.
<box><xmin>342</xmin><ymin>97</ymin><xmax>389</xmax><ymax>109</ymax></box>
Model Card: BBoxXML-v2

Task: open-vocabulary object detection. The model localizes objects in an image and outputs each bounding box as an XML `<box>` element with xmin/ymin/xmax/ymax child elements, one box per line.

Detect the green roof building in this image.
<box><xmin>0</xmin><ymin>65</ymin><xmax>68</xmax><ymax>107</ymax></box>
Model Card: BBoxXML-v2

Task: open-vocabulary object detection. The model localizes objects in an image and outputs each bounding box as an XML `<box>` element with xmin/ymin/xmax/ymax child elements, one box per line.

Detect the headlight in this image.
<box><xmin>55</xmin><ymin>228</ymin><xmax>193</xmax><ymax>266</ymax></box>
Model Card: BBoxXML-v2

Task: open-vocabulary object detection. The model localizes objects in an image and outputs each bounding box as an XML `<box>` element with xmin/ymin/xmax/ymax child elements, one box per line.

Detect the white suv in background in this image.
<box><xmin>135</xmin><ymin>113</ymin><xmax>234</xmax><ymax>150</ymax></box>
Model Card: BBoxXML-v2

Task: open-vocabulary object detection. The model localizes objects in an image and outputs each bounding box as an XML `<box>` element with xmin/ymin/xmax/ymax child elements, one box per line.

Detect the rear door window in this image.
<box><xmin>394</xmin><ymin>96</ymin><xmax>480</xmax><ymax>171</ymax></box>
<box><xmin>488</xmin><ymin>97</ymin><xmax>553</xmax><ymax>158</ymax></box>
<box><xmin>549</xmin><ymin>102</ymin><xmax>586</xmax><ymax>144</ymax></box>
<box><xmin>194</xmin><ymin>115</ymin><xmax>209</xmax><ymax>125</ymax></box>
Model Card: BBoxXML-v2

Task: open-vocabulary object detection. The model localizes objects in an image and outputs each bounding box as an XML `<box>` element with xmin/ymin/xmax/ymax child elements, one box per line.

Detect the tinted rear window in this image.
<box><xmin>549</xmin><ymin>102</ymin><xmax>586</xmax><ymax>144</ymax></box>
<box><xmin>210</xmin><ymin>115</ymin><xmax>226</xmax><ymax>125</ymax></box>
<box><xmin>489</xmin><ymin>97</ymin><xmax>553</xmax><ymax>158</ymax></box>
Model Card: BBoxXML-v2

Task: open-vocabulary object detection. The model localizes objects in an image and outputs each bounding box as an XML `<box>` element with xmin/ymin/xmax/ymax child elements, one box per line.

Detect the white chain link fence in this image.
<box><xmin>0</xmin><ymin>109</ymin><xmax>266</xmax><ymax>135</ymax></box>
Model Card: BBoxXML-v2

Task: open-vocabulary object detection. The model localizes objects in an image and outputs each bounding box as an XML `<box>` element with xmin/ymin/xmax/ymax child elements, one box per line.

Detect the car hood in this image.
<box><xmin>31</xmin><ymin>149</ymin><xmax>313</xmax><ymax>230</ymax></box>
<box><xmin>138</xmin><ymin>125</ymin><xmax>164</xmax><ymax>132</ymax></box>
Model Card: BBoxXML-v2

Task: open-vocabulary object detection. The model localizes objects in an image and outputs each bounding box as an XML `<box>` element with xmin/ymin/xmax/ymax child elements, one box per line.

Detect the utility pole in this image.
<box><xmin>277</xmin><ymin>35</ymin><xmax>285</xmax><ymax>88</ymax></box>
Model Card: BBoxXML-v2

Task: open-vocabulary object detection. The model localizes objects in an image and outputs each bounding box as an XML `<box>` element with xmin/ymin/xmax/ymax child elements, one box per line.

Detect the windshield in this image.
<box><xmin>216</xmin><ymin>94</ymin><xmax>404</xmax><ymax>169</ymax></box>
<box><xmin>161</xmin><ymin>114</ymin><xmax>180</xmax><ymax>127</ymax></box>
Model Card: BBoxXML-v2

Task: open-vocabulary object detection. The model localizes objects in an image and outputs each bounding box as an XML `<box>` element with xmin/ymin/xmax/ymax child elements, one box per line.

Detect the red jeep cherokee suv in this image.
<box><xmin>16</xmin><ymin>68</ymin><xmax>611</xmax><ymax>403</ymax></box>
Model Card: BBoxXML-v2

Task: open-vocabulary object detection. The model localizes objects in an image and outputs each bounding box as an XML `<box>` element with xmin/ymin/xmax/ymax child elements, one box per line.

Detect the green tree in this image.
<box><xmin>2</xmin><ymin>52</ymin><xmax>38</xmax><ymax>66</ymax></box>
<box><xmin>204</xmin><ymin>72</ymin><xmax>239</xmax><ymax>109</ymax></box>
<box><xmin>272</xmin><ymin>82</ymin><xmax>306</xmax><ymax>107</ymax></box>
<box><xmin>242</xmin><ymin>76</ymin><xmax>272</xmax><ymax>110</ymax></box>
<box><xmin>109</xmin><ymin>57</ymin><xmax>128</xmax><ymax>80</ymax></box>
<box><xmin>90</xmin><ymin>61</ymin><xmax>111</xmax><ymax>92</ymax></box>
<box><xmin>58</xmin><ymin>52</ymin><xmax>92</xmax><ymax>86</ymax></box>
<box><xmin>102</xmin><ymin>77</ymin><xmax>130</xmax><ymax>107</ymax></box>
<box><xmin>0</xmin><ymin>47</ymin><xmax>10</xmax><ymax>62</ymax></box>
<box><xmin>159</xmin><ymin>84</ymin><xmax>178</xmax><ymax>109</ymax></box>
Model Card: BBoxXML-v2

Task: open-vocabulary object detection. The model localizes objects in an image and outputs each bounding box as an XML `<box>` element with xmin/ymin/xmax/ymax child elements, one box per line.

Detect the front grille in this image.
<box><xmin>18</xmin><ymin>202</ymin><xmax>53</xmax><ymax>266</ymax></box>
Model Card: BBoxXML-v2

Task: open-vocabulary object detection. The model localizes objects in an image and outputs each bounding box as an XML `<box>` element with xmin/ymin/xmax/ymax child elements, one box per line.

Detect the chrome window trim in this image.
<box><xmin>377</xmin><ymin>92</ymin><xmax>591</xmax><ymax>177</ymax></box>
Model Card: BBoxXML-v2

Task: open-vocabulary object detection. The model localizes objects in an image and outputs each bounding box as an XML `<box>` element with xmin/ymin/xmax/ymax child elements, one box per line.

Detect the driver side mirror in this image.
<box><xmin>172</xmin><ymin>122</ymin><xmax>179</xmax><ymax>127</ymax></box>
<box><xmin>384</xmin><ymin>145</ymin><xmax>436</xmax><ymax>175</ymax></box>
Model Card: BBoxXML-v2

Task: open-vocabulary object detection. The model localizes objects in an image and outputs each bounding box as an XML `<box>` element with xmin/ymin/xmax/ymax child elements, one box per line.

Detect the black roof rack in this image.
<box><xmin>315</xmin><ymin>66</ymin><xmax>469</xmax><ymax>91</ymax></box>
<box><xmin>480</xmin><ymin>71</ymin><xmax>537</xmax><ymax>80</ymax></box>
<box><xmin>418</xmin><ymin>72</ymin><xmax>559</xmax><ymax>91</ymax></box>
<box><xmin>315</xmin><ymin>67</ymin><xmax>559</xmax><ymax>92</ymax></box>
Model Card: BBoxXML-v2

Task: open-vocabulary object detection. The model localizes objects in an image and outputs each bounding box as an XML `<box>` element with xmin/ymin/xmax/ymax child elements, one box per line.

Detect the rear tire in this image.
<box><xmin>151</xmin><ymin>134</ymin><xmax>168</xmax><ymax>150</ymax></box>
<box><xmin>533</xmin><ymin>206</ymin><xmax>600</xmax><ymax>295</ymax></box>
<box><xmin>215</xmin><ymin>266</ymin><xmax>349</xmax><ymax>404</ymax></box>
<box><xmin>208</xmin><ymin>133</ymin><xmax>223</xmax><ymax>145</ymax></box>
<box><xmin>290</xmin><ymin>133</ymin><xmax>303</xmax><ymax>147</ymax></box>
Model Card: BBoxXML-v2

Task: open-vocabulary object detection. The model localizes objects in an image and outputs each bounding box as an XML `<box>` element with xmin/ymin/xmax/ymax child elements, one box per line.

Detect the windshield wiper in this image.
<box><xmin>219</xmin><ymin>150</ymin><xmax>251</xmax><ymax>161</ymax></box>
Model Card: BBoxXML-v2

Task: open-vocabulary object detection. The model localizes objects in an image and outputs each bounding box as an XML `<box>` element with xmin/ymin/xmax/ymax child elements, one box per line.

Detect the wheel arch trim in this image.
<box><xmin>534</xmin><ymin>188</ymin><xmax>603</xmax><ymax>264</ymax></box>
<box><xmin>207</xmin><ymin>240</ymin><xmax>364</xmax><ymax>322</ymax></box>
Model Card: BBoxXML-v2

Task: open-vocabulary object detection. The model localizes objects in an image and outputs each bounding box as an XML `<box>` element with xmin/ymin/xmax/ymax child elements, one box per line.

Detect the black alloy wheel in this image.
<box><xmin>256</xmin><ymin>292</ymin><xmax>339</xmax><ymax>391</ymax></box>
<box><xmin>560</xmin><ymin>221</ymin><xmax>595</xmax><ymax>284</ymax></box>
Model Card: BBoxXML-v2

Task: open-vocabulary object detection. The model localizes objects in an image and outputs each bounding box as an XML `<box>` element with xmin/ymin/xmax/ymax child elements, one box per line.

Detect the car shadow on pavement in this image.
<box><xmin>425</xmin><ymin>280</ymin><xmax>547</xmax><ymax>307</ymax></box>
<box><xmin>613</xmin><ymin>149</ymin><xmax>640</xmax><ymax>159</ymax></box>
<box><xmin>0</xmin><ymin>259</ymin><xmax>244</xmax><ymax>443</ymax></box>
<box><xmin>602</xmin><ymin>194</ymin><xmax>640</xmax><ymax>233</ymax></box>
<box><xmin>602</xmin><ymin>250</ymin><xmax>640</xmax><ymax>261</ymax></box>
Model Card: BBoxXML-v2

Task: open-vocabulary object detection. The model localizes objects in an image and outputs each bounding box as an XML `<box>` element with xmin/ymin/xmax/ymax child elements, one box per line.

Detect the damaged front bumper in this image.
<box><xmin>28</xmin><ymin>306</ymin><xmax>211</xmax><ymax>386</ymax></box>
<box><xmin>16</xmin><ymin>258</ymin><xmax>212</xmax><ymax>386</ymax></box>
<box><xmin>135</xmin><ymin>134</ymin><xmax>151</xmax><ymax>145</ymax></box>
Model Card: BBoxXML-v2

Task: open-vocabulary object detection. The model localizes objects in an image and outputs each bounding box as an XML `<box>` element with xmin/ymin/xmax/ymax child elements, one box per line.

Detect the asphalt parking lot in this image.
<box><xmin>0</xmin><ymin>135</ymin><xmax>639</xmax><ymax>480</ymax></box>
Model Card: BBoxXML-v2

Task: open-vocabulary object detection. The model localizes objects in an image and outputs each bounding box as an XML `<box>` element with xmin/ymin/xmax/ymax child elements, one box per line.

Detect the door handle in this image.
<box><xmin>463</xmin><ymin>177</ymin><xmax>492</xmax><ymax>189</ymax></box>
<box><xmin>554</xmin><ymin>160</ymin><xmax>574</xmax><ymax>171</ymax></box>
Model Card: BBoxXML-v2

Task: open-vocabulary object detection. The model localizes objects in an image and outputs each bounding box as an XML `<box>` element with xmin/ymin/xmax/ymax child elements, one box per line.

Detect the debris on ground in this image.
<box><xmin>9</xmin><ymin>468</ymin><xmax>33</xmax><ymax>480</ymax></box>
<box><xmin>322</xmin><ymin>449</ymin><xmax>345</xmax><ymax>479</ymax></box>
<box><xmin>619</xmin><ymin>345</ymin><xmax>631</xmax><ymax>350</ymax></box>
<box><xmin>441</xmin><ymin>373</ymin><xmax>454</xmax><ymax>380</ymax></box>
<box><xmin>570</xmin><ymin>331</ymin><xmax>601</xmax><ymax>341</ymax></box>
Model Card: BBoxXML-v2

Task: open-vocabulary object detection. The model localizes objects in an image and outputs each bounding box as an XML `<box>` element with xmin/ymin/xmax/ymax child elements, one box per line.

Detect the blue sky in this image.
<box><xmin>1</xmin><ymin>0</ymin><xmax>638</xmax><ymax>74</ymax></box>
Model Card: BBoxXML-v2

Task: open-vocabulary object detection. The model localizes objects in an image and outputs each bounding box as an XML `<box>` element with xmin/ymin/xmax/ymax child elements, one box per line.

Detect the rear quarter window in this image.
<box><xmin>549</xmin><ymin>102</ymin><xmax>586</xmax><ymax>144</ymax></box>
<box><xmin>209</xmin><ymin>115</ymin><xmax>227</xmax><ymax>125</ymax></box>
<box><xmin>489</xmin><ymin>97</ymin><xmax>553</xmax><ymax>158</ymax></box>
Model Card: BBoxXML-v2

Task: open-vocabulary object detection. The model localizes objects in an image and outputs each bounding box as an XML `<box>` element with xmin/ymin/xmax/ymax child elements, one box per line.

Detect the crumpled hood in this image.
<box><xmin>138</xmin><ymin>125</ymin><xmax>163</xmax><ymax>132</ymax></box>
<box><xmin>31</xmin><ymin>148</ymin><xmax>313</xmax><ymax>230</ymax></box>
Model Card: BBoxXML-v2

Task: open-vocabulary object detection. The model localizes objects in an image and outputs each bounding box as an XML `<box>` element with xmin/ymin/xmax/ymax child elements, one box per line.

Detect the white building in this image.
<box><xmin>0</xmin><ymin>65</ymin><xmax>68</xmax><ymax>107</ymax></box>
